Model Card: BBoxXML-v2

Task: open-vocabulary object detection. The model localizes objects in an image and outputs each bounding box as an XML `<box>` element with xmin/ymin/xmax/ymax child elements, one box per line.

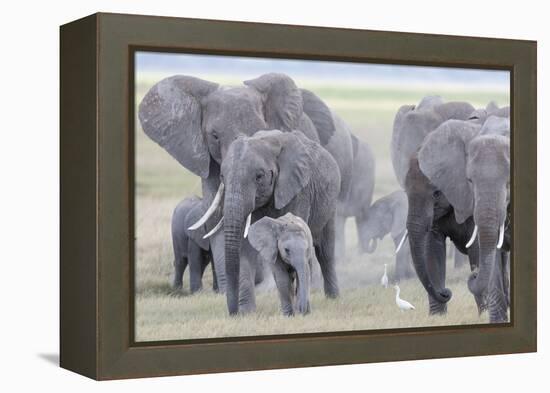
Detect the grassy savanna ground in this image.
<box><xmin>134</xmin><ymin>71</ymin><xmax>509</xmax><ymax>341</ymax></box>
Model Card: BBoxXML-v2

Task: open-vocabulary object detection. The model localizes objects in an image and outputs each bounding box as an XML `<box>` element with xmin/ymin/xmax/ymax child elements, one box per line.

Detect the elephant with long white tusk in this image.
<box><xmin>139</xmin><ymin>72</ymin><xmax>372</xmax><ymax>314</ymax></box>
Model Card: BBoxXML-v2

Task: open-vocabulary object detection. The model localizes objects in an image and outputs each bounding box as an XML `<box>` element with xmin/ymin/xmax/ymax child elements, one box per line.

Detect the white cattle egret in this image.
<box><xmin>394</xmin><ymin>285</ymin><xmax>415</xmax><ymax>311</ymax></box>
<box><xmin>380</xmin><ymin>264</ymin><xmax>388</xmax><ymax>288</ymax></box>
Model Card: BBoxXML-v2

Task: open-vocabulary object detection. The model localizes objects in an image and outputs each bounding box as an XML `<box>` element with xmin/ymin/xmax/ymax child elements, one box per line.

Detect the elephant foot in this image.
<box><xmin>238</xmin><ymin>303</ymin><xmax>257</xmax><ymax>315</ymax></box>
<box><xmin>324</xmin><ymin>288</ymin><xmax>339</xmax><ymax>299</ymax></box>
<box><xmin>489</xmin><ymin>313</ymin><xmax>509</xmax><ymax>324</ymax></box>
<box><xmin>428</xmin><ymin>302</ymin><xmax>447</xmax><ymax>316</ymax></box>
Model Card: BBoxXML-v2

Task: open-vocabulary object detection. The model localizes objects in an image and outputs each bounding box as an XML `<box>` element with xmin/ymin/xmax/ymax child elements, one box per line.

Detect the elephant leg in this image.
<box><xmin>427</xmin><ymin>233</ymin><xmax>447</xmax><ymax>315</ymax></box>
<box><xmin>488</xmin><ymin>250</ymin><xmax>509</xmax><ymax>323</ymax></box>
<box><xmin>316</xmin><ymin>217</ymin><xmax>339</xmax><ymax>298</ymax></box>
<box><xmin>334</xmin><ymin>213</ymin><xmax>346</xmax><ymax>262</ymax></box>
<box><xmin>173</xmin><ymin>256</ymin><xmax>188</xmax><ymax>290</ymax></box>
<box><xmin>453</xmin><ymin>245</ymin><xmax>468</xmax><ymax>268</ymax></box>
<box><xmin>271</xmin><ymin>261</ymin><xmax>295</xmax><ymax>316</ymax></box>
<box><xmin>200</xmin><ymin>250</ymin><xmax>209</xmax><ymax>275</ymax></box>
<box><xmin>237</xmin><ymin>241</ymin><xmax>257</xmax><ymax>314</ymax></box>
<box><xmin>188</xmin><ymin>242</ymin><xmax>204</xmax><ymax>294</ymax></box>
<box><xmin>209</xmin><ymin>229</ymin><xmax>226</xmax><ymax>293</ymax></box>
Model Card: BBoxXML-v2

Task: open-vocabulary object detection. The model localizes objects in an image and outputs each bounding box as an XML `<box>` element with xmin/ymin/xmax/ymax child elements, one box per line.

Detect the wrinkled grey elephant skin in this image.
<box><xmin>248</xmin><ymin>213</ymin><xmax>316</xmax><ymax>316</ymax></box>
<box><xmin>357</xmin><ymin>190</ymin><xmax>414</xmax><ymax>280</ymax></box>
<box><xmin>405</xmin><ymin>112</ymin><xmax>511</xmax><ymax>322</ymax></box>
<box><xmin>221</xmin><ymin>130</ymin><xmax>341</xmax><ymax>315</ymax></box>
<box><xmin>171</xmin><ymin>196</ymin><xmax>218</xmax><ymax>293</ymax></box>
<box><xmin>139</xmin><ymin>73</ymin><xmax>371</xmax><ymax>314</ymax></box>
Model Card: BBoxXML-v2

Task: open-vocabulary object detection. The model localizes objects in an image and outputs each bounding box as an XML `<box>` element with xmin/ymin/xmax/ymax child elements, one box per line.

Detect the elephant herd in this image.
<box><xmin>139</xmin><ymin>73</ymin><xmax>510</xmax><ymax>323</ymax></box>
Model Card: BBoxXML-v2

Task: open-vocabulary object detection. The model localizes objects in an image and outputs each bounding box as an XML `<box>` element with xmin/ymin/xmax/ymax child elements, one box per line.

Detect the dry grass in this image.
<box><xmin>134</xmin><ymin>71</ymin><xmax>508</xmax><ymax>342</ymax></box>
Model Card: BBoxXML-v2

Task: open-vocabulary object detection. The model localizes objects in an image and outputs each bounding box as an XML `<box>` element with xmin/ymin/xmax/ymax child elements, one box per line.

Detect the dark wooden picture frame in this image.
<box><xmin>60</xmin><ymin>12</ymin><xmax>537</xmax><ymax>380</ymax></box>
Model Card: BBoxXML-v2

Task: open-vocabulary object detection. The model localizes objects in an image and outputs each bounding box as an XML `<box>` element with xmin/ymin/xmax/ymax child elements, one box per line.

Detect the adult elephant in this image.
<box><xmin>336</xmin><ymin>134</ymin><xmax>376</xmax><ymax>259</ymax></box>
<box><xmin>217</xmin><ymin>130</ymin><xmax>340</xmax><ymax>314</ymax></box>
<box><xmin>391</xmin><ymin>96</ymin><xmax>476</xmax><ymax>188</ymax></box>
<box><xmin>405</xmin><ymin>116</ymin><xmax>511</xmax><ymax>322</ymax></box>
<box><xmin>138</xmin><ymin>73</ymin><xmax>358</xmax><ymax>297</ymax></box>
<box><xmin>391</xmin><ymin>97</ymin><xmax>478</xmax><ymax>270</ymax></box>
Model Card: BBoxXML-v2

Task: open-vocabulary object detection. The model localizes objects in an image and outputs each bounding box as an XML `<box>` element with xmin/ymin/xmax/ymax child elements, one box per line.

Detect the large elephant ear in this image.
<box><xmin>388</xmin><ymin>191</ymin><xmax>408</xmax><ymax>239</ymax></box>
<box><xmin>391</xmin><ymin>105</ymin><xmax>440</xmax><ymax>188</ymax></box>
<box><xmin>274</xmin><ymin>131</ymin><xmax>320</xmax><ymax>209</ymax></box>
<box><xmin>138</xmin><ymin>75</ymin><xmax>218</xmax><ymax>179</ymax></box>
<box><xmin>418</xmin><ymin>120</ymin><xmax>479</xmax><ymax>224</ymax></box>
<box><xmin>300</xmin><ymin>89</ymin><xmax>335</xmax><ymax>146</ymax></box>
<box><xmin>248</xmin><ymin>217</ymin><xmax>280</xmax><ymax>266</ymax></box>
<box><xmin>244</xmin><ymin>73</ymin><xmax>303</xmax><ymax>131</ymax></box>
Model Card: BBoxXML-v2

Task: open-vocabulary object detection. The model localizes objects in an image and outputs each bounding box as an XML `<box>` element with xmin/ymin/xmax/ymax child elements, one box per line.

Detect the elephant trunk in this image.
<box><xmin>407</xmin><ymin>200</ymin><xmax>452</xmax><ymax>308</ymax></box>
<box><xmin>223</xmin><ymin>188</ymin><xmax>253</xmax><ymax>315</ymax></box>
<box><xmin>294</xmin><ymin>258</ymin><xmax>311</xmax><ymax>315</ymax></box>
<box><xmin>356</xmin><ymin>215</ymin><xmax>379</xmax><ymax>254</ymax></box>
<box><xmin>467</xmin><ymin>189</ymin><xmax>507</xmax><ymax>322</ymax></box>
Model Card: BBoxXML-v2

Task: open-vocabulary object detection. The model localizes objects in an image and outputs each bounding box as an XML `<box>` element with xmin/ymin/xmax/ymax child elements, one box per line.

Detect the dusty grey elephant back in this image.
<box><xmin>138</xmin><ymin>75</ymin><xmax>219</xmax><ymax>178</ymax></box>
<box><xmin>479</xmin><ymin>115</ymin><xmax>510</xmax><ymax>138</ymax></box>
<box><xmin>469</xmin><ymin>101</ymin><xmax>510</xmax><ymax>124</ymax></box>
<box><xmin>391</xmin><ymin>99</ymin><xmax>475</xmax><ymax>188</ymax></box>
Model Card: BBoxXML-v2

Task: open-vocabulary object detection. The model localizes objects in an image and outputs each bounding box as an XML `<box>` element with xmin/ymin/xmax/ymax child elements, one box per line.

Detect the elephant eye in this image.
<box><xmin>211</xmin><ymin>130</ymin><xmax>219</xmax><ymax>140</ymax></box>
<box><xmin>467</xmin><ymin>178</ymin><xmax>473</xmax><ymax>184</ymax></box>
<box><xmin>255</xmin><ymin>172</ymin><xmax>264</xmax><ymax>182</ymax></box>
<box><xmin>433</xmin><ymin>190</ymin><xmax>442</xmax><ymax>199</ymax></box>
<box><xmin>284</xmin><ymin>247</ymin><xmax>291</xmax><ymax>255</ymax></box>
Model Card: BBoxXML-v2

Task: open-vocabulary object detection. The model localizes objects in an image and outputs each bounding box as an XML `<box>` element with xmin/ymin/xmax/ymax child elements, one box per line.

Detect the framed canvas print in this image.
<box><xmin>60</xmin><ymin>13</ymin><xmax>537</xmax><ymax>380</ymax></box>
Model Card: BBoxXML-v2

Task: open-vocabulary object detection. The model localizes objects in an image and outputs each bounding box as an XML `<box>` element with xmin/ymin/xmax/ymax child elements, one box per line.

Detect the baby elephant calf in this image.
<box><xmin>248</xmin><ymin>213</ymin><xmax>316</xmax><ymax>316</ymax></box>
<box><xmin>171</xmin><ymin>196</ymin><xmax>217</xmax><ymax>293</ymax></box>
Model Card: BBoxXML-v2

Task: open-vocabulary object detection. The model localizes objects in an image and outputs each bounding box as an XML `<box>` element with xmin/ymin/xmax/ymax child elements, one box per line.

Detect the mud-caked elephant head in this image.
<box><xmin>248</xmin><ymin>213</ymin><xmax>316</xmax><ymax>316</ymax></box>
<box><xmin>408</xmin><ymin>116</ymin><xmax>510</xmax><ymax>319</ymax></box>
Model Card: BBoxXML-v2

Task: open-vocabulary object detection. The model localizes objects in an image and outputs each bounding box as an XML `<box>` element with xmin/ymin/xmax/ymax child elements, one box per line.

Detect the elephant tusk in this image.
<box><xmin>465</xmin><ymin>225</ymin><xmax>478</xmax><ymax>248</ymax></box>
<box><xmin>395</xmin><ymin>229</ymin><xmax>408</xmax><ymax>254</ymax></box>
<box><xmin>497</xmin><ymin>222</ymin><xmax>505</xmax><ymax>249</ymax></box>
<box><xmin>188</xmin><ymin>183</ymin><xmax>224</xmax><ymax>230</ymax></box>
<box><xmin>203</xmin><ymin>216</ymin><xmax>224</xmax><ymax>239</ymax></box>
<box><xmin>243</xmin><ymin>213</ymin><xmax>252</xmax><ymax>238</ymax></box>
